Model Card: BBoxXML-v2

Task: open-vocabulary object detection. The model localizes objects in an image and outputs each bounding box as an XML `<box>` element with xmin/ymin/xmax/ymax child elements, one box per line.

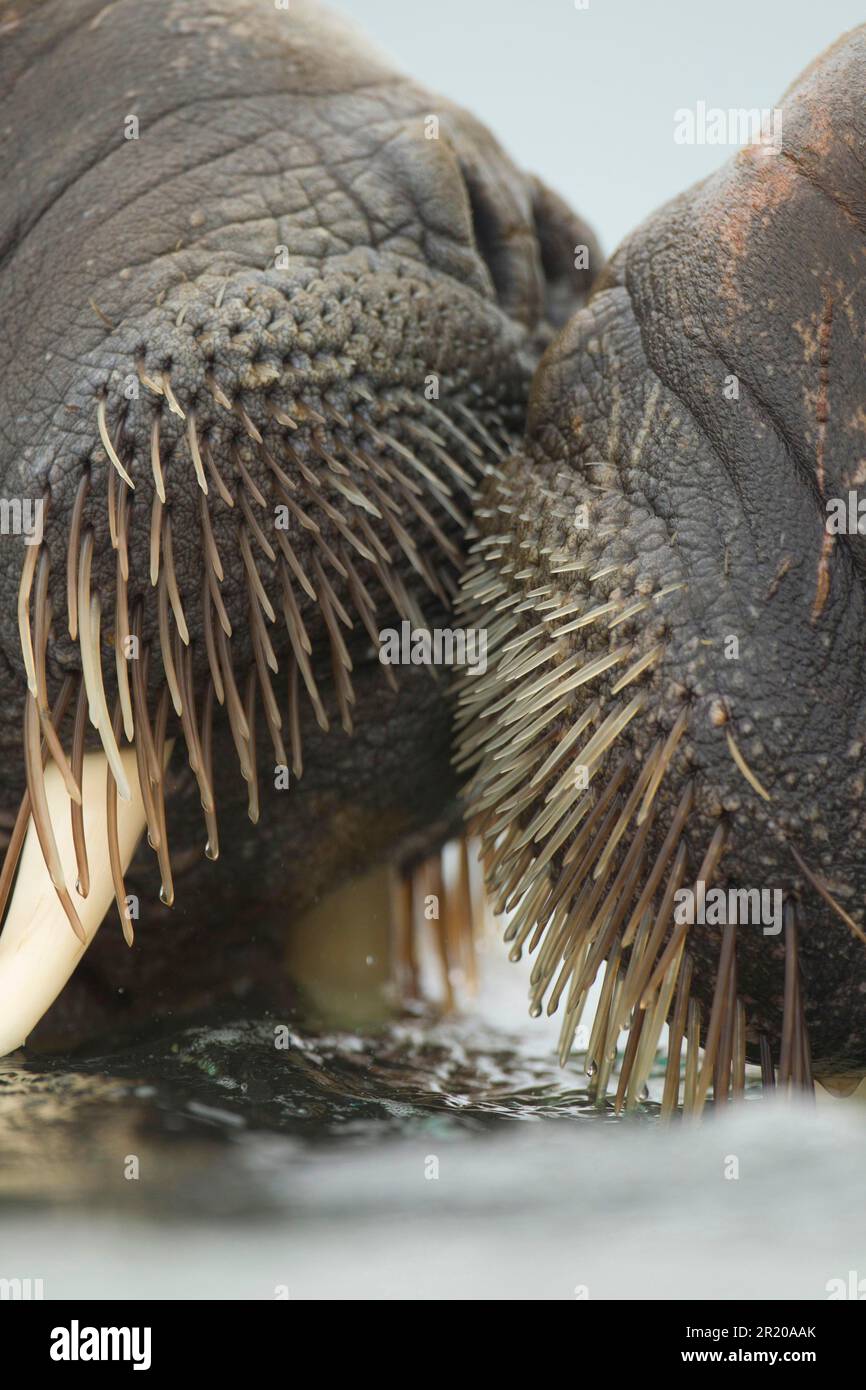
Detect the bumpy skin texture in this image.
<box><xmin>0</xmin><ymin>0</ymin><xmax>598</xmax><ymax>1043</ymax></box>
<box><xmin>463</xmin><ymin>27</ymin><xmax>866</xmax><ymax>1076</ymax></box>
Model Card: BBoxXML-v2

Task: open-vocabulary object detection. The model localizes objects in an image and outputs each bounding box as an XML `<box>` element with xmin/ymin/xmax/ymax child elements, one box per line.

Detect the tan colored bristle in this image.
<box><xmin>637</xmin><ymin>705</ymin><xmax>688</xmax><ymax>825</ymax></box>
<box><xmin>150</xmin><ymin>415</ymin><xmax>166</xmax><ymax>502</ymax></box>
<box><xmin>97</xmin><ymin>397</ymin><xmax>135</xmax><ymax>488</ymax></box>
<box><xmin>186</xmin><ymin>412</ymin><xmax>209</xmax><ymax>494</ymax></box>
<box><xmin>156</xmin><ymin>569</ymin><xmax>183</xmax><ymax>718</ymax></box>
<box><xmin>176</xmin><ymin>635</ymin><xmax>214</xmax><ymax>815</ymax></box>
<box><xmin>240</xmin><ymin>525</ymin><xmax>276</xmax><ymax>624</ymax></box>
<box><xmin>23</xmin><ymin>693</ymin><xmax>85</xmax><ymax>942</ymax></box>
<box><xmin>640</xmin><ymin>821</ymin><xmax>728</xmax><ymax>1005</ymax></box>
<box><xmin>149</xmin><ymin>490</ymin><xmax>162</xmax><ymax>587</ymax></box>
<box><xmin>661</xmin><ymin>951</ymin><xmax>694</xmax><ymax>1118</ymax></box>
<box><xmin>694</xmin><ymin>919</ymin><xmax>738</xmax><ymax>1115</ymax></box>
<box><xmin>17</xmin><ymin>541</ymin><xmax>39</xmax><ymax>697</ymax></box>
<box><xmin>202</xmin><ymin>438</ymin><xmax>235</xmax><ymax>508</ymax></box>
<box><xmin>66</xmin><ymin>470</ymin><xmax>91</xmax><ymax>641</ymax></box>
<box><xmin>161</xmin><ymin>371</ymin><xmax>185</xmax><ymax>420</ymax></box>
<box><xmin>152</xmin><ymin>687</ymin><xmax>175</xmax><ymax>906</ymax></box>
<box><xmin>216</xmin><ymin>622</ymin><xmax>253</xmax><ymax>781</ymax></box>
<box><xmin>244</xmin><ymin>668</ymin><xmax>260</xmax><ymax>824</ymax></box>
<box><xmin>114</xmin><ymin>547</ymin><xmax>135</xmax><ymax>742</ymax></box>
<box><xmin>106</xmin><ymin>701</ymin><xmax>133</xmax><ymax>945</ymax></box>
<box><xmin>287</xmin><ymin>655</ymin><xmax>303</xmax><ymax>778</ymax></box>
<box><xmin>726</xmin><ymin>727</ymin><xmax>772</xmax><ymax>802</ymax></box>
<box><xmin>0</xmin><ymin>678</ymin><xmax>74</xmax><ymax>924</ymax></box>
<box><xmin>70</xmin><ymin>677</ymin><xmax>90</xmax><ymax>899</ymax></box>
<box><xmin>202</xmin><ymin>681</ymin><xmax>220</xmax><ymax>861</ymax></box>
<box><xmin>162</xmin><ymin>512</ymin><xmax>190</xmax><ymax>645</ymax></box>
<box><xmin>202</xmin><ymin>580</ymin><xmax>225</xmax><ymax>706</ymax></box>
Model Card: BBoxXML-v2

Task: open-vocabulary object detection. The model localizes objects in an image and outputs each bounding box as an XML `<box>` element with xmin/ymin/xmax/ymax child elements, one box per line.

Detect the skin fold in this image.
<box><xmin>459</xmin><ymin>25</ymin><xmax>866</xmax><ymax>1083</ymax></box>
<box><xmin>0</xmin><ymin>0</ymin><xmax>598</xmax><ymax>1044</ymax></box>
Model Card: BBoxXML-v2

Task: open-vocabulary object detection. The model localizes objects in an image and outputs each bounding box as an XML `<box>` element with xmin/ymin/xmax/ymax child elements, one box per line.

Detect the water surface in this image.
<box><xmin>0</xmin><ymin>983</ymin><xmax>861</xmax><ymax>1299</ymax></box>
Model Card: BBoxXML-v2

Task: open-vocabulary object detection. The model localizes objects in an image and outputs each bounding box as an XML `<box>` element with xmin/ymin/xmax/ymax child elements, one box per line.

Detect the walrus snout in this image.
<box><xmin>456</xmin><ymin>23</ymin><xmax>866</xmax><ymax>1096</ymax></box>
<box><xmin>0</xmin><ymin>0</ymin><xmax>599</xmax><ymax>1052</ymax></box>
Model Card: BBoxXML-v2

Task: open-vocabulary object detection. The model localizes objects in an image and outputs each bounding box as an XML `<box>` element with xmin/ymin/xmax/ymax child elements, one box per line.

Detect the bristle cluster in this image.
<box><xmin>8</xmin><ymin>363</ymin><xmax>512</xmax><ymax>944</ymax></box>
<box><xmin>453</xmin><ymin>498</ymin><xmax>812</xmax><ymax>1111</ymax></box>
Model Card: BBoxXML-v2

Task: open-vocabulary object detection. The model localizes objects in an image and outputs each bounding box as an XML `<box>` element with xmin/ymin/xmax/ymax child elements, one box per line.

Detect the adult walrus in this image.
<box><xmin>0</xmin><ymin>0</ymin><xmax>598</xmax><ymax>1049</ymax></box>
<box><xmin>1</xmin><ymin>1</ymin><xmax>865</xmax><ymax>1107</ymax></box>
<box><xmin>457</xmin><ymin>24</ymin><xmax>866</xmax><ymax>1105</ymax></box>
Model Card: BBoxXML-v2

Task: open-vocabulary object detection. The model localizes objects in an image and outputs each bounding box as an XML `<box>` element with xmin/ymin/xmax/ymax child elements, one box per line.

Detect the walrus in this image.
<box><xmin>0</xmin><ymin>0</ymin><xmax>599</xmax><ymax>1049</ymax></box>
<box><xmin>456</xmin><ymin>23</ymin><xmax>866</xmax><ymax>1104</ymax></box>
<box><xmin>1</xmin><ymin>0</ymin><xmax>864</xmax><ymax>1106</ymax></box>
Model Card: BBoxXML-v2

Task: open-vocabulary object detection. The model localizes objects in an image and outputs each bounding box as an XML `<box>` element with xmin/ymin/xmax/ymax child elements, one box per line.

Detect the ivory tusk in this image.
<box><xmin>0</xmin><ymin>744</ymin><xmax>150</xmax><ymax>1057</ymax></box>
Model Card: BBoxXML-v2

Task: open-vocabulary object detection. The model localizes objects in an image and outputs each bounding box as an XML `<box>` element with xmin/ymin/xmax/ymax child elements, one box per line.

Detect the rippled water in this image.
<box><xmin>1</xmin><ymin>970</ymin><xmax>864</xmax><ymax>1300</ymax></box>
<box><xmin>0</xmin><ymin>1005</ymin><xmax>623</xmax><ymax>1215</ymax></box>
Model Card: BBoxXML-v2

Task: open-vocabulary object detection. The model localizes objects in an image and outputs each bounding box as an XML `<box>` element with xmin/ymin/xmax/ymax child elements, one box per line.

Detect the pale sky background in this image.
<box><xmin>336</xmin><ymin>0</ymin><xmax>863</xmax><ymax>256</ymax></box>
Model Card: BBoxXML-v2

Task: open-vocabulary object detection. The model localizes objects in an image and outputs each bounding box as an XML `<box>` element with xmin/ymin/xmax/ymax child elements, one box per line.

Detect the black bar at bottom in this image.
<box><xmin>5</xmin><ymin>1297</ymin><xmax>858</xmax><ymax>1373</ymax></box>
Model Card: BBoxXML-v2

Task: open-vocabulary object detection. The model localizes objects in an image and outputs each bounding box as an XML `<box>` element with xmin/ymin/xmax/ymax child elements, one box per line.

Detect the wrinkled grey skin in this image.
<box><xmin>0</xmin><ymin>0</ymin><xmax>598</xmax><ymax>1042</ymax></box>
<box><xmin>467</xmin><ymin>26</ymin><xmax>866</xmax><ymax>1075</ymax></box>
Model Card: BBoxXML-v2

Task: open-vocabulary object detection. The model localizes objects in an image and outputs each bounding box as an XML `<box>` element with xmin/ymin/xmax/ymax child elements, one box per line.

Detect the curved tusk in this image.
<box><xmin>0</xmin><ymin>744</ymin><xmax>152</xmax><ymax>1057</ymax></box>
